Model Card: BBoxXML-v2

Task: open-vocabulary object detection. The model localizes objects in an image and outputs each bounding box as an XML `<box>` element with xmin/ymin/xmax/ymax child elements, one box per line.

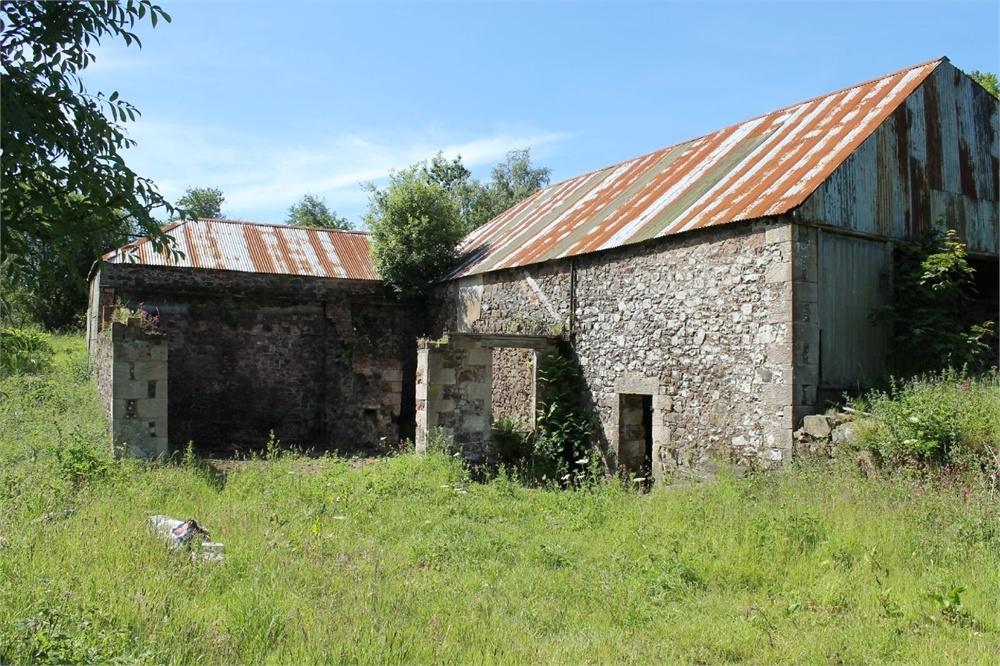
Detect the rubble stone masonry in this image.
<box><xmin>434</xmin><ymin>220</ymin><xmax>799</xmax><ymax>473</ymax></box>
<box><xmin>95</xmin><ymin>264</ymin><xmax>421</xmax><ymax>455</ymax></box>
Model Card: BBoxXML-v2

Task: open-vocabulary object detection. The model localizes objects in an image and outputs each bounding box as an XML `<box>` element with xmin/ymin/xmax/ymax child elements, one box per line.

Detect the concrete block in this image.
<box><xmin>766</xmin><ymin>343</ymin><xmax>794</xmax><ymax>365</ymax></box>
<box><xmin>764</xmin><ymin>224</ymin><xmax>792</xmax><ymax>244</ymax></box>
<box><xmin>113</xmin><ymin>379</ymin><xmax>149</xmax><ymax>399</ymax></box>
<box><xmin>137</xmin><ymin>399</ymin><xmax>168</xmax><ymax>419</ymax></box>
<box><xmin>133</xmin><ymin>361</ymin><xmax>167</xmax><ymax>381</ymax></box>
<box><xmin>764</xmin><ymin>261</ymin><xmax>792</xmax><ymax>284</ymax></box>
<box><xmin>463</xmin><ymin>382</ymin><xmax>492</xmax><ymax>401</ymax></box>
<box><xmin>113</xmin><ymin>362</ymin><xmax>135</xmax><ymax>382</ymax></box>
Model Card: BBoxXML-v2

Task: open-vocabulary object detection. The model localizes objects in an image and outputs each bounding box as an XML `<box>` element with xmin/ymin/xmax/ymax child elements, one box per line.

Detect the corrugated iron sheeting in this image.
<box><xmin>798</xmin><ymin>60</ymin><xmax>999</xmax><ymax>255</ymax></box>
<box><xmin>451</xmin><ymin>59</ymin><xmax>945</xmax><ymax>278</ymax></box>
<box><xmin>105</xmin><ymin>218</ymin><xmax>378</xmax><ymax>281</ymax></box>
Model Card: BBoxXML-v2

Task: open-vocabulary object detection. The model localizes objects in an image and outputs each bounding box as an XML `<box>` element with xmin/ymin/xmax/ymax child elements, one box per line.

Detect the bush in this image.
<box><xmin>533</xmin><ymin>346</ymin><xmax>593</xmax><ymax>480</ymax></box>
<box><xmin>878</xmin><ymin>229</ymin><xmax>995</xmax><ymax>376</ymax></box>
<box><xmin>0</xmin><ymin>327</ymin><xmax>53</xmax><ymax>376</ymax></box>
<box><xmin>852</xmin><ymin>370</ymin><xmax>1000</xmax><ymax>473</ymax></box>
<box><xmin>364</xmin><ymin>167</ymin><xmax>464</xmax><ymax>298</ymax></box>
<box><xmin>491</xmin><ymin>416</ymin><xmax>535</xmax><ymax>469</ymax></box>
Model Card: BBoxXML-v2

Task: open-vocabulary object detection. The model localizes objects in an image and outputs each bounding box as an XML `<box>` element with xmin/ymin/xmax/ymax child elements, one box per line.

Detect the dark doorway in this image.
<box><xmin>618</xmin><ymin>393</ymin><xmax>654</xmax><ymax>476</ymax></box>
<box><xmin>641</xmin><ymin>394</ymin><xmax>653</xmax><ymax>475</ymax></box>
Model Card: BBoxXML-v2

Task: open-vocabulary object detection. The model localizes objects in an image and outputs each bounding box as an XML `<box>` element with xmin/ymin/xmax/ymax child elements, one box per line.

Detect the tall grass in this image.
<box><xmin>2</xmin><ymin>336</ymin><xmax>999</xmax><ymax>663</ymax></box>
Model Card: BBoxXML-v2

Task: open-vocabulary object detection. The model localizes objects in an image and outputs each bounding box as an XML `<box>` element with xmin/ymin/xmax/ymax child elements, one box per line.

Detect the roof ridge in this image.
<box><xmin>192</xmin><ymin>217</ymin><xmax>369</xmax><ymax>235</ymax></box>
<box><xmin>530</xmin><ymin>57</ymin><xmax>947</xmax><ymax>195</ymax></box>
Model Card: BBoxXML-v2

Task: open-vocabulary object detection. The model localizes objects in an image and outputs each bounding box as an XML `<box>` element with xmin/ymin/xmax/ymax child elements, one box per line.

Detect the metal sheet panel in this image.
<box><xmin>799</xmin><ymin>61</ymin><xmax>999</xmax><ymax>255</ymax></box>
<box><xmin>104</xmin><ymin>218</ymin><xmax>378</xmax><ymax>281</ymax></box>
<box><xmin>452</xmin><ymin>59</ymin><xmax>944</xmax><ymax>278</ymax></box>
<box><xmin>818</xmin><ymin>232</ymin><xmax>892</xmax><ymax>389</ymax></box>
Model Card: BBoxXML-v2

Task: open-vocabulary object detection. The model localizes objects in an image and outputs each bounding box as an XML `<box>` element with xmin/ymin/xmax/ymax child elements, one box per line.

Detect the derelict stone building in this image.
<box><xmin>90</xmin><ymin>58</ymin><xmax>998</xmax><ymax>473</ymax></box>
<box><xmin>88</xmin><ymin>220</ymin><xmax>420</xmax><ymax>457</ymax></box>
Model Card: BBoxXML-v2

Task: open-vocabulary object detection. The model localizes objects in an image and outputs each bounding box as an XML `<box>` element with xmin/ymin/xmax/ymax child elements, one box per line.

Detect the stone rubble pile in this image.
<box><xmin>793</xmin><ymin>412</ymin><xmax>860</xmax><ymax>459</ymax></box>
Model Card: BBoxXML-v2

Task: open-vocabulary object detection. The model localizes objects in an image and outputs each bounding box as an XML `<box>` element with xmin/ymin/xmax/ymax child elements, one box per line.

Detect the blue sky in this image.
<box><xmin>85</xmin><ymin>0</ymin><xmax>999</xmax><ymax>226</ymax></box>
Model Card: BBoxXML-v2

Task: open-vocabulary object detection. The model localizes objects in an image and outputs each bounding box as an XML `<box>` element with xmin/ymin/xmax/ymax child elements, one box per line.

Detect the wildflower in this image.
<box><xmin>561</xmin><ymin>473</ymin><xmax>572</xmax><ymax>482</ymax></box>
<box><xmin>633</xmin><ymin>477</ymin><xmax>647</xmax><ymax>483</ymax></box>
<box><xmin>908</xmin><ymin>416</ymin><xmax>920</xmax><ymax>424</ymax></box>
<box><xmin>575</xmin><ymin>458</ymin><xmax>589</xmax><ymax>466</ymax></box>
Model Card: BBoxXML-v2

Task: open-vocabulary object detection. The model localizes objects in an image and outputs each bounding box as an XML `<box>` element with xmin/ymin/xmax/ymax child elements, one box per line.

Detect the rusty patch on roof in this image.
<box><xmin>105</xmin><ymin>218</ymin><xmax>378</xmax><ymax>281</ymax></box>
<box><xmin>450</xmin><ymin>58</ymin><xmax>944</xmax><ymax>278</ymax></box>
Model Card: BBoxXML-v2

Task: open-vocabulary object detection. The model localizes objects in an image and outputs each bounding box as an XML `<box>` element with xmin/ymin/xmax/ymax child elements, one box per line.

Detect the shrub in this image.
<box><xmin>491</xmin><ymin>416</ymin><xmax>533</xmax><ymax>467</ymax></box>
<box><xmin>877</xmin><ymin>229</ymin><xmax>995</xmax><ymax>376</ymax></box>
<box><xmin>533</xmin><ymin>345</ymin><xmax>593</xmax><ymax>480</ymax></box>
<box><xmin>0</xmin><ymin>327</ymin><xmax>53</xmax><ymax>376</ymax></box>
<box><xmin>852</xmin><ymin>370</ymin><xmax>1000</xmax><ymax>473</ymax></box>
<box><xmin>364</xmin><ymin>167</ymin><xmax>464</xmax><ymax>298</ymax></box>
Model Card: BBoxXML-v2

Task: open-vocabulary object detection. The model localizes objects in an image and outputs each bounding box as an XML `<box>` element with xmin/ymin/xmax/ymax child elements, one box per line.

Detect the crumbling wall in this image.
<box><xmin>94</xmin><ymin>264</ymin><xmax>420</xmax><ymax>455</ymax></box>
<box><xmin>434</xmin><ymin>220</ymin><xmax>798</xmax><ymax>472</ymax></box>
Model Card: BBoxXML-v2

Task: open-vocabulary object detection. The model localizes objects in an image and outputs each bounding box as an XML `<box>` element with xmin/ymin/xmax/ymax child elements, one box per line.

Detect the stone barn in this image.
<box><xmin>91</xmin><ymin>58</ymin><xmax>997</xmax><ymax>473</ymax></box>
<box><xmin>87</xmin><ymin>218</ymin><xmax>420</xmax><ymax>457</ymax></box>
<box><xmin>424</xmin><ymin>57</ymin><xmax>999</xmax><ymax>476</ymax></box>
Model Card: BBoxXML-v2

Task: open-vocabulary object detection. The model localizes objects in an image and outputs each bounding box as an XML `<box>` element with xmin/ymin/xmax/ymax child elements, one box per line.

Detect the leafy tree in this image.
<box><xmin>878</xmin><ymin>229</ymin><xmax>995</xmax><ymax>376</ymax></box>
<box><xmin>422</xmin><ymin>153</ymin><xmax>491</xmax><ymax>232</ymax></box>
<box><xmin>2</xmin><ymin>198</ymin><xmax>133</xmax><ymax>330</ymax></box>
<box><xmin>1</xmin><ymin>1</ymin><xmax>179</xmax><ymax>274</ymax></box>
<box><xmin>364</xmin><ymin>168</ymin><xmax>463</xmax><ymax>298</ymax></box>
<box><xmin>486</xmin><ymin>149</ymin><xmax>551</xmax><ymax>216</ymax></box>
<box><xmin>287</xmin><ymin>194</ymin><xmax>352</xmax><ymax>230</ymax></box>
<box><xmin>422</xmin><ymin>149</ymin><xmax>551</xmax><ymax>232</ymax></box>
<box><xmin>968</xmin><ymin>70</ymin><xmax>999</xmax><ymax>99</ymax></box>
<box><xmin>177</xmin><ymin>187</ymin><xmax>225</xmax><ymax>219</ymax></box>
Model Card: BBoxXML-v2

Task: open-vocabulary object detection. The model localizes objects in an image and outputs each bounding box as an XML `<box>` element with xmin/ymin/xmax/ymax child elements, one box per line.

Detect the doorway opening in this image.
<box><xmin>618</xmin><ymin>393</ymin><xmax>653</xmax><ymax>476</ymax></box>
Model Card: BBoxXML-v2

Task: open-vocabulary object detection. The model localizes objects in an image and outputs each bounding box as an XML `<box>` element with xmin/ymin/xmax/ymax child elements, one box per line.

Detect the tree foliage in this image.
<box><xmin>1</xmin><ymin>1</ymin><xmax>178</xmax><ymax>327</ymax></box>
<box><xmin>286</xmin><ymin>194</ymin><xmax>352</xmax><ymax>230</ymax></box>
<box><xmin>364</xmin><ymin>169</ymin><xmax>463</xmax><ymax>298</ymax></box>
<box><xmin>878</xmin><ymin>229</ymin><xmax>995</xmax><ymax>376</ymax></box>
<box><xmin>177</xmin><ymin>187</ymin><xmax>225</xmax><ymax>219</ymax></box>
<box><xmin>422</xmin><ymin>149</ymin><xmax>550</xmax><ymax>232</ymax></box>
<box><xmin>1</xmin><ymin>198</ymin><xmax>134</xmax><ymax>330</ymax></box>
<box><xmin>968</xmin><ymin>70</ymin><xmax>999</xmax><ymax>99</ymax></box>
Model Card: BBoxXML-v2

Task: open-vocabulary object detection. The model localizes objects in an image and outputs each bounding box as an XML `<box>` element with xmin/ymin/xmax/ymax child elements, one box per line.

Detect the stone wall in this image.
<box><xmin>491</xmin><ymin>347</ymin><xmax>535</xmax><ymax>427</ymax></box>
<box><xmin>416</xmin><ymin>335</ymin><xmax>493</xmax><ymax>459</ymax></box>
<box><xmin>433</xmin><ymin>220</ymin><xmax>798</xmax><ymax>474</ymax></box>
<box><xmin>93</xmin><ymin>264</ymin><xmax>421</xmax><ymax>455</ymax></box>
<box><xmin>92</xmin><ymin>322</ymin><xmax>169</xmax><ymax>458</ymax></box>
<box><xmin>93</xmin><ymin>322</ymin><xmax>114</xmax><ymax>432</ymax></box>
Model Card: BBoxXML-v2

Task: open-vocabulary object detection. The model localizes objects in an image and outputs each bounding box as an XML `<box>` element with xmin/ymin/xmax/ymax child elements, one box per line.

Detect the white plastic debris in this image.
<box><xmin>149</xmin><ymin>515</ymin><xmax>224</xmax><ymax>561</ymax></box>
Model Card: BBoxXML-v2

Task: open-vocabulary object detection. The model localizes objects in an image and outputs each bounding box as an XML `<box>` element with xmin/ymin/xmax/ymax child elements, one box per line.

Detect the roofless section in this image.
<box><xmin>103</xmin><ymin>218</ymin><xmax>378</xmax><ymax>281</ymax></box>
<box><xmin>450</xmin><ymin>58</ymin><xmax>945</xmax><ymax>278</ymax></box>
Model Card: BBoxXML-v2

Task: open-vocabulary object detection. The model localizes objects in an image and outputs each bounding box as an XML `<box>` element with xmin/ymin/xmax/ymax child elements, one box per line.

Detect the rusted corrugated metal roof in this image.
<box><xmin>104</xmin><ymin>218</ymin><xmax>378</xmax><ymax>281</ymax></box>
<box><xmin>451</xmin><ymin>58</ymin><xmax>945</xmax><ymax>278</ymax></box>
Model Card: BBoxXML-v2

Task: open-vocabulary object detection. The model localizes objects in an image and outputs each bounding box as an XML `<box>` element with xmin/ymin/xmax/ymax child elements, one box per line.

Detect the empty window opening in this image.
<box><xmin>618</xmin><ymin>393</ymin><xmax>653</xmax><ymax>476</ymax></box>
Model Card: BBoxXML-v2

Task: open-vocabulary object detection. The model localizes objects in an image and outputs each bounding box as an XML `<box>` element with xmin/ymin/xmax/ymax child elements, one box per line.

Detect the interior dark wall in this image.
<box><xmin>97</xmin><ymin>264</ymin><xmax>422</xmax><ymax>456</ymax></box>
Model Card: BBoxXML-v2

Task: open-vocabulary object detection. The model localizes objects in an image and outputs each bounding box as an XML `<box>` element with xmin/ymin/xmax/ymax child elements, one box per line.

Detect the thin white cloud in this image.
<box><xmin>124</xmin><ymin>121</ymin><xmax>569</xmax><ymax>222</ymax></box>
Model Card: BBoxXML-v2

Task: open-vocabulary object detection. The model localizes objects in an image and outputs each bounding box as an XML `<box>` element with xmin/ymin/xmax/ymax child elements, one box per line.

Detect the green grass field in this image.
<box><xmin>2</xmin><ymin>336</ymin><xmax>999</xmax><ymax>663</ymax></box>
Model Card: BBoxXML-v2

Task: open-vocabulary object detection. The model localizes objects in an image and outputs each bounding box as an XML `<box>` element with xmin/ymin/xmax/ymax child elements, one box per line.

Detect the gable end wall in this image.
<box><xmin>796</xmin><ymin>61</ymin><xmax>999</xmax><ymax>256</ymax></box>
